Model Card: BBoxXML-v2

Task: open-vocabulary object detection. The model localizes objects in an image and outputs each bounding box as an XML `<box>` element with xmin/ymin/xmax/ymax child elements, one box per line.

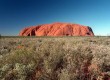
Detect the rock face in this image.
<box><xmin>19</xmin><ymin>22</ymin><xmax>94</xmax><ymax>36</ymax></box>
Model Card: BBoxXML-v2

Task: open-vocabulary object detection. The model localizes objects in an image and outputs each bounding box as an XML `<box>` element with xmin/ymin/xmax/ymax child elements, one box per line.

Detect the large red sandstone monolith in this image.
<box><xmin>19</xmin><ymin>22</ymin><xmax>94</xmax><ymax>36</ymax></box>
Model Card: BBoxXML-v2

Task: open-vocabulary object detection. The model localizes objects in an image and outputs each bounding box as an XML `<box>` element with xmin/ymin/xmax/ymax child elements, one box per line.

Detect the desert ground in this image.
<box><xmin>0</xmin><ymin>36</ymin><xmax>110</xmax><ymax>80</ymax></box>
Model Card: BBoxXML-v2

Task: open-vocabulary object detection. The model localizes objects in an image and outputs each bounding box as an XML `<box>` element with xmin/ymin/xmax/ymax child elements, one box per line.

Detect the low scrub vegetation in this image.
<box><xmin>0</xmin><ymin>37</ymin><xmax>110</xmax><ymax>80</ymax></box>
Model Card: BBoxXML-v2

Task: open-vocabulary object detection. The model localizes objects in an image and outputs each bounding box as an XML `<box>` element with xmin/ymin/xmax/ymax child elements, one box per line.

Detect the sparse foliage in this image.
<box><xmin>0</xmin><ymin>37</ymin><xmax>110</xmax><ymax>80</ymax></box>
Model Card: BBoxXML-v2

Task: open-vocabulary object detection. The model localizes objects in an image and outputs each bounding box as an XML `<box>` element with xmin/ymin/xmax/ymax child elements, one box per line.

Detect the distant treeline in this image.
<box><xmin>0</xmin><ymin>36</ymin><xmax>110</xmax><ymax>38</ymax></box>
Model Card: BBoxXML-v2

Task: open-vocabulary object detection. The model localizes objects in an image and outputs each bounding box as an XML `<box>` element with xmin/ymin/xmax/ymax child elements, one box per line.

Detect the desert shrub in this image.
<box><xmin>0</xmin><ymin>37</ymin><xmax>110</xmax><ymax>80</ymax></box>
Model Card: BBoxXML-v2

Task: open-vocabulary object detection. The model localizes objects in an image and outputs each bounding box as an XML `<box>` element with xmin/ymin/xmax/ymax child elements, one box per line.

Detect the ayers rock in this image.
<box><xmin>19</xmin><ymin>22</ymin><xmax>94</xmax><ymax>36</ymax></box>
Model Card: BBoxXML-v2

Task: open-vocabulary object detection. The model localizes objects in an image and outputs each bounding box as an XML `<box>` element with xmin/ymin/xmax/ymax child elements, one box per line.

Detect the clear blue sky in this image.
<box><xmin>0</xmin><ymin>0</ymin><xmax>110</xmax><ymax>36</ymax></box>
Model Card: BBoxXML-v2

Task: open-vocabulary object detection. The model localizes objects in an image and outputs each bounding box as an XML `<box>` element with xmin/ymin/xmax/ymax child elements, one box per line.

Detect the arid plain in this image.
<box><xmin>0</xmin><ymin>36</ymin><xmax>110</xmax><ymax>80</ymax></box>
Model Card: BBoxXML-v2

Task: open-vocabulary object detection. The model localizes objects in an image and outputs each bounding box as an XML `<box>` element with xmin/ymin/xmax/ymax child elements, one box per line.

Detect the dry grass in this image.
<box><xmin>0</xmin><ymin>36</ymin><xmax>110</xmax><ymax>80</ymax></box>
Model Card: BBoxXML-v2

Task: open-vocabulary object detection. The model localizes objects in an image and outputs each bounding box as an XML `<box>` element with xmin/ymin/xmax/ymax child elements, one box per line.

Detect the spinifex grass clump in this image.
<box><xmin>0</xmin><ymin>37</ymin><xmax>110</xmax><ymax>80</ymax></box>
